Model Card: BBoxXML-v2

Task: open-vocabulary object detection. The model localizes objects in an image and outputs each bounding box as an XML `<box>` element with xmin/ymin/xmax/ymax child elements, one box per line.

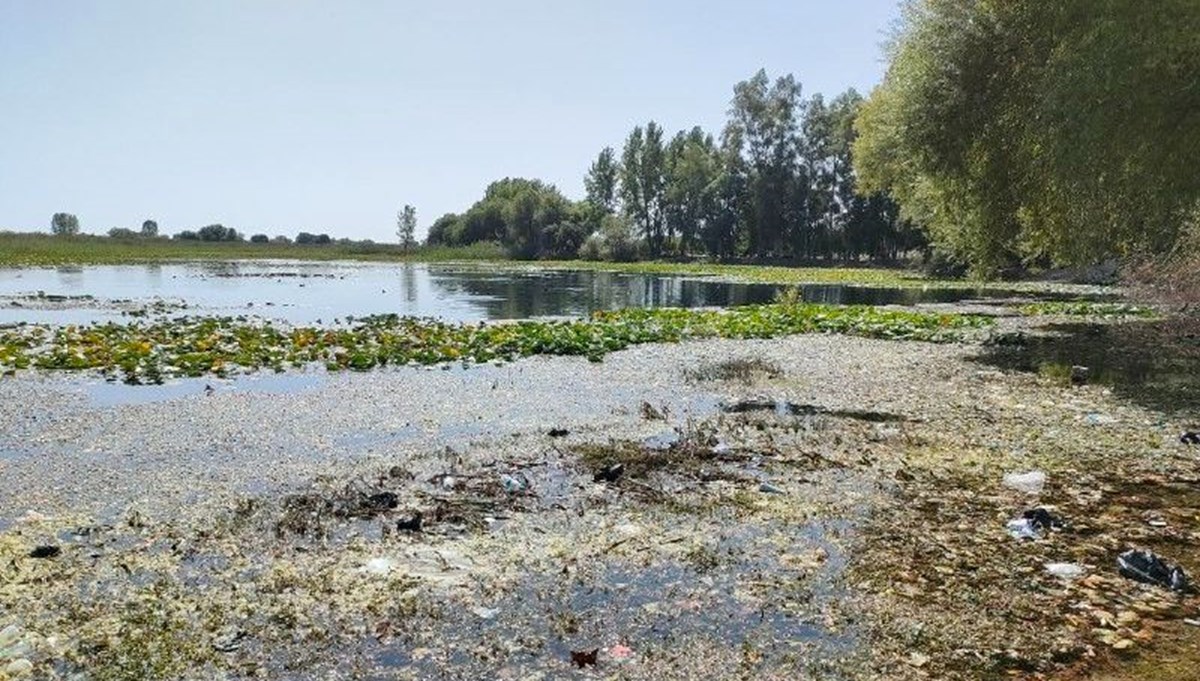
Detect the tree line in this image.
<box><xmin>426</xmin><ymin>70</ymin><xmax>922</xmax><ymax>263</ymax></box>
<box><xmin>48</xmin><ymin>213</ymin><xmax>359</xmax><ymax>247</ymax></box>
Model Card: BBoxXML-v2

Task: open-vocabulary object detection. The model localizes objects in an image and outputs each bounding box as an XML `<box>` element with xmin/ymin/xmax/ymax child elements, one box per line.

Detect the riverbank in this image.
<box><xmin>0</xmin><ymin>233</ymin><xmax>1113</xmax><ymax>296</ymax></box>
<box><xmin>0</xmin><ymin>309</ymin><xmax>1196</xmax><ymax>679</ymax></box>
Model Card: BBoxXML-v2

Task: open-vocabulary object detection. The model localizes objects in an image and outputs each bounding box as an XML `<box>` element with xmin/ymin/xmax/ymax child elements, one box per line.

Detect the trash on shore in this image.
<box><xmin>396</xmin><ymin>512</ymin><xmax>423</xmax><ymax>532</ymax></box>
<box><xmin>27</xmin><ymin>545</ymin><xmax>60</xmax><ymax>559</ymax></box>
<box><xmin>548</xmin><ymin>427</ymin><xmax>570</xmax><ymax>438</ymax></box>
<box><xmin>570</xmin><ymin>648</ymin><xmax>599</xmax><ymax>668</ymax></box>
<box><xmin>1117</xmin><ymin>549</ymin><xmax>1189</xmax><ymax>592</ymax></box>
<box><xmin>1181</xmin><ymin>431</ymin><xmax>1200</xmax><ymax>445</ymax></box>
<box><xmin>1007</xmin><ymin>508</ymin><xmax>1064</xmax><ymax>539</ymax></box>
<box><xmin>1044</xmin><ymin>562</ymin><xmax>1085</xmax><ymax>580</ymax></box>
<box><xmin>1002</xmin><ymin>470</ymin><xmax>1046</xmax><ymax>495</ymax></box>
<box><xmin>759</xmin><ymin>482</ymin><xmax>785</xmax><ymax>495</ymax></box>
<box><xmin>593</xmin><ymin>463</ymin><xmax>625</xmax><ymax>483</ymax></box>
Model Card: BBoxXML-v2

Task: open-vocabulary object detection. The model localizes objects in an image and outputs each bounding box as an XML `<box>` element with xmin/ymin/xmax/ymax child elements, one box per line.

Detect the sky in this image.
<box><xmin>0</xmin><ymin>1</ymin><xmax>902</xmax><ymax>242</ymax></box>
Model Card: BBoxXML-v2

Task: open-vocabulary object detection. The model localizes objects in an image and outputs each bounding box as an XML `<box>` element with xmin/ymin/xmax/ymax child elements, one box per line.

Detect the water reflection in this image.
<box><xmin>0</xmin><ymin>261</ymin><xmax>1096</xmax><ymax>326</ymax></box>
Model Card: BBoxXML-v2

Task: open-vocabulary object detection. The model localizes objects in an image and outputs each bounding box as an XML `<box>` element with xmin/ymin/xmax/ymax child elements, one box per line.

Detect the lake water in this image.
<box><xmin>0</xmin><ymin>261</ymin><xmax>1063</xmax><ymax>326</ymax></box>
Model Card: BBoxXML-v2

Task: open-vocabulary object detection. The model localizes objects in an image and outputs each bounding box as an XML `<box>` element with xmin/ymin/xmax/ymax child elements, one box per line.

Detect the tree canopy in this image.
<box><xmin>853</xmin><ymin>0</ymin><xmax>1200</xmax><ymax>275</ymax></box>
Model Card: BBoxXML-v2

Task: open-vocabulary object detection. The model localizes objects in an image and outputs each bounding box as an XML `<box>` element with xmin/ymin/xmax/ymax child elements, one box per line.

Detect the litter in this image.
<box><xmin>1044</xmin><ymin>562</ymin><xmax>1085</xmax><ymax>580</ymax></box>
<box><xmin>1002</xmin><ymin>470</ymin><xmax>1046</xmax><ymax>495</ymax></box>
<box><xmin>1117</xmin><ymin>549</ymin><xmax>1189</xmax><ymax>592</ymax></box>
<box><xmin>1181</xmin><ymin>431</ymin><xmax>1200</xmax><ymax>445</ymax></box>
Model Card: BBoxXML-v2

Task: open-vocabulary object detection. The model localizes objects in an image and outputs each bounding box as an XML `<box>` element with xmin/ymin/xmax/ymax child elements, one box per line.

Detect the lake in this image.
<box><xmin>0</xmin><ymin>260</ymin><xmax>1062</xmax><ymax>326</ymax></box>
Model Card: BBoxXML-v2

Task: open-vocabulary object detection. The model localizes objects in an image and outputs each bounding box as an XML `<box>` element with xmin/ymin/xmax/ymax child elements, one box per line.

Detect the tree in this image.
<box><xmin>723</xmin><ymin>70</ymin><xmax>804</xmax><ymax>257</ymax></box>
<box><xmin>108</xmin><ymin>227</ymin><xmax>137</xmax><ymax>238</ymax></box>
<box><xmin>425</xmin><ymin>213</ymin><xmax>461</xmax><ymax>246</ymax></box>
<box><xmin>664</xmin><ymin>128</ymin><xmax>720</xmax><ymax>255</ymax></box>
<box><xmin>250</xmin><ymin>234</ymin><xmax>269</xmax><ymax>243</ymax></box>
<box><xmin>197</xmin><ymin>224</ymin><xmax>240</xmax><ymax>242</ymax></box>
<box><xmin>620</xmin><ymin>122</ymin><xmax>667</xmax><ymax>257</ymax></box>
<box><xmin>50</xmin><ymin>213</ymin><xmax>80</xmax><ymax>236</ymax></box>
<box><xmin>853</xmin><ymin>0</ymin><xmax>1200</xmax><ymax>274</ymax></box>
<box><xmin>584</xmin><ymin>147</ymin><xmax>619</xmax><ymax>215</ymax></box>
<box><xmin>396</xmin><ymin>205</ymin><xmax>417</xmax><ymax>250</ymax></box>
<box><xmin>141</xmin><ymin>220</ymin><xmax>158</xmax><ymax>237</ymax></box>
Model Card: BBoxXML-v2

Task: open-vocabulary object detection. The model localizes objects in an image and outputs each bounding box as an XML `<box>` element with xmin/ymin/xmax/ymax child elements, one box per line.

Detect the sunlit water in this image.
<box><xmin>0</xmin><ymin>261</ymin><xmax>1067</xmax><ymax>326</ymax></box>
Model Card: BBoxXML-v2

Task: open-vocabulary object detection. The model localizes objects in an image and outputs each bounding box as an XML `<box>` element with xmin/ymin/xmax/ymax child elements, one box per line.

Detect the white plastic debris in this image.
<box><xmin>1002</xmin><ymin>470</ymin><xmax>1046</xmax><ymax>495</ymax></box>
<box><xmin>362</xmin><ymin>557</ymin><xmax>394</xmax><ymax>576</ymax></box>
<box><xmin>1044</xmin><ymin>562</ymin><xmax>1085</xmax><ymax>580</ymax></box>
<box><xmin>1006</xmin><ymin>518</ymin><xmax>1039</xmax><ymax>540</ymax></box>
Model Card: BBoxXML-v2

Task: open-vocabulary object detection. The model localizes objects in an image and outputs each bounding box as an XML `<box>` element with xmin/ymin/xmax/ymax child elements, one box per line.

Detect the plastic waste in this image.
<box><xmin>363</xmin><ymin>558</ymin><xmax>393</xmax><ymax>576</ymax></box>
<box><xmin>1117</xmin><ymin>549</ymin><xmax>1189</xmax><ymax>592</ymax></box>
<box><xmin>1002</xmin><ymin>470</ymin><xmax>1046</xmax><ymax>495</ymax></box>
<box><xmin>28</xmin><ymin>545</ymin><xmax>60</xmax><ymax>559</ymax></box>
<box><xmin>396</xmin><ymin>511</ymin><xmax>423</xmax><ymax>532</ymax></box>
<box><xmin>594</xmin><ymin>463</ymin><xmax>624</xmax><ymax>483</ymax></box>
<box><xmin>500</xmin><ymin>473</ymin><xmax>528</xmax><ymax>494</ymax></box>
<box><xmin>1181</xmin><ymin>431</ymin><xmax>1200</xmax><ymax>445</ymax></box>
<box><xmin>548</xmin><ymin>428</ymin><xmax>569</xmax><ymax>438</ymax></box>
<box><xmin>1006</xmin><ymin>518</ymin><xmax>1039</xmax><ymax>540</ymax></box>
<box><xmin>1044</xmin><ymin>562</ymin><xmax>1085</xmax><ymax>580</ymax></box>
<box><xmin>759</xmin><ymin>482</ymin><xmax>785</xmax><ymax>495</ymax></box>
<box><xmin>1007</xmin><ymin>507</ymin><xmax>1064</xmax><ymax>539</ymax></box>
<box><xmin>1023</xmin><ymin>507</ymin><xmax>1065</xmax><ymax>532</ymax></box>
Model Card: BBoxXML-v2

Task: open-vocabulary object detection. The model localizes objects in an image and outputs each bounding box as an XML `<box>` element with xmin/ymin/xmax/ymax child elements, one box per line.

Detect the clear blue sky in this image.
<box><xmin>0</xmin><ymin>0</ymin><xmax>901</xmax><ymax>241</ymax></box>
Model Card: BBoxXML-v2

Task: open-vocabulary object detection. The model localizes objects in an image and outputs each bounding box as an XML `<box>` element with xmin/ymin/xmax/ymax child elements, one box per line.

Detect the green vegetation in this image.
<box><xmin>0</xmin><ymin>304</ymin><xmax>990</xmax><ymax>383</ymax></box>
<box><xmin>854</xmin><ymin>0</ymin><xmax>1200</xmax><ymax>275</ymax></box>
<box><xmin>0</xmin><ymin>232</ymin><xmax>505</xmax><ymax>266</ymax></box>
<box><xmin>423</xmin><ymin>71</ymin><xmax>922</xmax><ymax>264</ymax></box>
<box><xmin>1017</xmin><ymin>301</ymin><xmax>1157</xmax><ymax>318</ymax></box>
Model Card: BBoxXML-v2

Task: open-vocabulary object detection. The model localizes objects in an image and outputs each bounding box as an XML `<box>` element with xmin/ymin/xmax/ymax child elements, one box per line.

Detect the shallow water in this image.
<box><xmin>0</xmin><ymin>261</ymin><xmax>1074</xmax><ymax>326</ymax></box>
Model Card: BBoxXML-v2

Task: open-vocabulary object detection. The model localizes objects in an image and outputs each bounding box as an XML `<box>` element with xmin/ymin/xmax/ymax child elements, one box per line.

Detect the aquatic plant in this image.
<box><xmin>0</xmin><ymin>303</ymin><xmax>991</xmax><ymax>384</ymax></box>
<box><xmin>1017</xmin><ymin>301</ymin><xmax>1156</xmax><ymax>317</ymax></box>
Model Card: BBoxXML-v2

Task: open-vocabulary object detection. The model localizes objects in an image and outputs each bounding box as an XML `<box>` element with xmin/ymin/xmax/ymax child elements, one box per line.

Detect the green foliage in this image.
<box><xmin>396</xmin><ymin>204</ymin><xmax>417</xmax><ymax>249</ymax></box>
<box><xmin>107</xmin><ymin>227</ymin><xmax>138</xmax><ymax>239</ymax></box>
<box><xmin>1017</xmin><ymin>301</ymin><xmax>1156</xmax><ymax>318</ymax></box>
<box><xmin>250</xmin><ymin>233</ymin><xmax>269</xmax><ymax>243</ymax></box>
<box><xmin>0</xmin><ymin>231</ymin><xmax>505</xmax><ymax>266</ymax></box>
<box><xmin>584</xmin><ymin>147</ymin><xmax>619</xmax><ymax>215</ymax></box>
<box><xmin>140</xmin><ymin>219</ymin><xmax>158</xmax><ymax>237</ymax></box>
<box><xmin>0</xmin><ymin>304</ymin><xmax>990</xmax><ymax>383</ymax></box>
<box><xmin>431</xmin><ymin>178</ymin><xmax>573</xmax><ymax>260</ymax></box>
<box><xmin>854</xmin><ymin>0</ymin><xmax>1200</xmax><ymax>275</ymax></box>
<box><xmin>50</xmin><ymin>212</ymin><xmax>80</xmax><ymax>236</ymax></box>
<box><xmin>620</xmin><ymin>123</ymin><xmax>668</xmax><ymax>256</ymax></box>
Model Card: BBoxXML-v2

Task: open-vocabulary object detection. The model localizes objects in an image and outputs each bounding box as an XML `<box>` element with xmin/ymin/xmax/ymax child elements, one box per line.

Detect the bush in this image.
<box><xmin>107</xmin><ymin>227</ymin><xmax>138</xmax><ymax>239</ymax></box>
<box><xmin>250</xmin><ymin>234</ymin><xmax>269</xmax><ymax>243</ymax></box>
<box><xmin>174</xmin><ymin>230</ymin><xmax>199</xmax><ymax>241</ymax></box>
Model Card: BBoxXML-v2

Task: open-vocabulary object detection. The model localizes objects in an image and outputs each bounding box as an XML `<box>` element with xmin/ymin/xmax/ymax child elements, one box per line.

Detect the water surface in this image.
<box><xmin>0</xmin><ymin>261</ymin><xmax>1074</xmax><ymax>326</ymax></box>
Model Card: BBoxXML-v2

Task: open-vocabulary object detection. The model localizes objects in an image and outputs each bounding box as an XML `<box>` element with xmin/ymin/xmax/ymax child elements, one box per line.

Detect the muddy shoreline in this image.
<box><xmin>1</xmin><ymin>316</ymin><xmax>1198</xmax><ymax>679</ymax></box>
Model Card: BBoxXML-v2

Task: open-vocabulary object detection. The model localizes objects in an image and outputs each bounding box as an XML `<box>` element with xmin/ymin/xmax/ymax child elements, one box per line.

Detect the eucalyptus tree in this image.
<box><xmin>619</xmin><ymin>122</ymin><xmax>668</xmax><ymax>256</ymax></box>
<box><xmin>664</xmin><ymin>127</ymin><xmax>720</xmax><ymax>255</ymax></box>
<box><xmin>723</xmin><ymin>70</ymin><xmax>804</xmax><ymax>257</ymax></box>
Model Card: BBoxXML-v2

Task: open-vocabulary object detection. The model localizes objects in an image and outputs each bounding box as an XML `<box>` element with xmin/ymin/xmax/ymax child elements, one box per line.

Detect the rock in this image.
<box><xmin>759</xmin><ymin>482</ymin><xmax>785</xmax><ymax>495</ymax></box>
<box><xmin>1069</xmin><ymin>365</ymin><xmax>1090</xmax><ymax>385</ymax></box>
<box><xmin>907</xmin><ymin>652</ymin><xmax>930</xmax><ymax>668</ymax></box>
<box><xmin>547</xmin><ymin>428</ymin><xmax>569</xmax><ymax>438</ymax></box>
<box><xmin>1003</xmin><ymin>470</ymin><xmax>1046</xmax><ymax>495</ymax></box>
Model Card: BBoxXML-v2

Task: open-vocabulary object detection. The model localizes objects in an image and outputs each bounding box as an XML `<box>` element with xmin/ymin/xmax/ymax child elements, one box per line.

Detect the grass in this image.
<box><xmin>0</xmin><ymin>232</ymin><xmax>506</xmax><ymax>266</ymax></box>
<box><xmin>0</xmin><ymin>303</ymin><xmax>992</xmax><ymax>383</ymax></box>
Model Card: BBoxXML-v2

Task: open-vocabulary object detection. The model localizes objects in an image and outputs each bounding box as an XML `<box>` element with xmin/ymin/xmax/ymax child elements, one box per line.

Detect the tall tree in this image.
<box><xmin>664</xmin><ymin>127</ymin><xmax>720</xmax><ymax>255</ymax></box>
<box><xmin>584</xmin><ymin>147</ymin><xmax>619</xmax><ymax>215</ymax></box>
<box><xmin>396</xmin><ymin>204</ymin><xmax>417</xmax><ymax>250</ymax></box>
<box><xmin>620</xmin><ymin>122</ymin><xmax>667</xmax><ymax>256</ymax></box>
<box><xmin>50</xmin><ymin>213</ymin><xmax>80</xmax><ymax>236</ymax></box>
<box><xmin>723</xmin><ymin>70</ymin><xmax>803</xmax><ymax>257</ymax></box>
<box><xmin>141</xmin><ymin>219</ymin><xmax>158</xmax><ymax>237</ymax></box>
